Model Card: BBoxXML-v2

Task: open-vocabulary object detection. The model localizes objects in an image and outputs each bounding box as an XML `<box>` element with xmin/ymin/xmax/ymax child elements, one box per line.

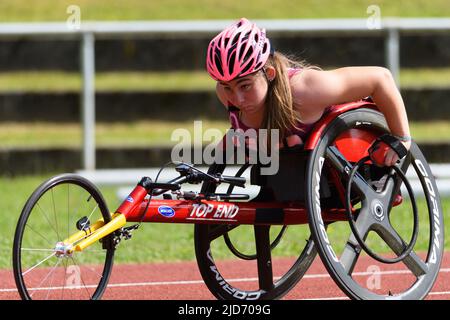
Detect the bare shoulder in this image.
<box><xmin>289</xmin><ymin>69</ymin><xmax>324</xmax><ymax>100</ymax></box>
<box><xmin>288</xmin><ymin>69</ymin><xmax>331</xmax><ymax>122</ymax></box>
<box><xmin>289</xmin><ymin>66</ymin><xmax>388</xmax><ymax>111</ymax></box>
<box><xmin>289</xmin><ymin>69</ymin><xmax>333</xmax><ymax>112</ymax></box>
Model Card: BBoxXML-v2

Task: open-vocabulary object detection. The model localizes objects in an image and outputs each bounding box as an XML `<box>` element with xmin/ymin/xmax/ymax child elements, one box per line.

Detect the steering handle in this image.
<box><xmin>219</xmin><ymin>175</ymin><xmax>246</xmax><ymax>188</ymax></box>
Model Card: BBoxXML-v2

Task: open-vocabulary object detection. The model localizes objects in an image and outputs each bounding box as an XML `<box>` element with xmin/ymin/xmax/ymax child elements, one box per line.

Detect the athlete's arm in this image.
<box><xmin>291</xmin><ymin>67</ymin><xmax>411</xmax><ymax>165</ymax></box>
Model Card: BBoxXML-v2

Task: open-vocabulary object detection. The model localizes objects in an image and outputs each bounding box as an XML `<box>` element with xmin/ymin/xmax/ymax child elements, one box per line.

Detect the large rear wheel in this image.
<box><xmin>194</xmin><ymin>163</ymin><xmax>317</xmax><ymax>300</ymax></box>
<box><xmin>306</xmin><ymin>108</ymin><xmax>444</xmax><ymax>299</ymax></box>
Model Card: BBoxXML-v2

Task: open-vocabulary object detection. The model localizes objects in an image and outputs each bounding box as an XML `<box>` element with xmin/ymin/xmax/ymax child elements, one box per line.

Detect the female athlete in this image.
<box><xmin>206</xmin><ymin>17</ymin><xmax>411</xmax><ymax>167</ymax></box>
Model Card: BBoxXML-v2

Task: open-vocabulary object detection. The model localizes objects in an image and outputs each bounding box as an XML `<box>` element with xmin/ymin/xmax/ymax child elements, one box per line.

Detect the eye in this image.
<box><xmin>241</xmin><ymin>84</ymin><xmax>251</xmax><ymax>90</ymax></box>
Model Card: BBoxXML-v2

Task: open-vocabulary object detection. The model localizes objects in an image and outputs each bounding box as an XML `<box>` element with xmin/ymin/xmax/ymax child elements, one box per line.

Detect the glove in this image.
<box><xmin>368</xmin><ymin>134</ymin><xmax>409</xmax><ymax>167</ymax></box>
<box><xmin>369</xmin><ymin>140</ymin><xmax>391</xmax><ymax>166</ymax></box>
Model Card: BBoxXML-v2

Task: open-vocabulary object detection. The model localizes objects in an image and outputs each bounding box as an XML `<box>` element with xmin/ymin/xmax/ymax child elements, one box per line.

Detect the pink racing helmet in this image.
<box><xmin>206</xmin><ymin>18</ymin><xmax>272</xmax><ymax>82</ymax></box>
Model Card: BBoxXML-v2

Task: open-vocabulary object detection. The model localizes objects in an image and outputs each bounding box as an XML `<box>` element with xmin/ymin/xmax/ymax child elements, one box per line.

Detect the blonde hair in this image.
<box><xmin>262</xmin><ymin>52</ymin><xmax>320</xmax><ymax>143</ymax></box>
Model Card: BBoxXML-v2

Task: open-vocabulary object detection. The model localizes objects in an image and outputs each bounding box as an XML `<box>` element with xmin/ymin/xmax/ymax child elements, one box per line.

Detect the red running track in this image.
<box><xmin>1</xmin><ymin>252</ymin><xmax>449</xmax><ymax>300</ymax></box>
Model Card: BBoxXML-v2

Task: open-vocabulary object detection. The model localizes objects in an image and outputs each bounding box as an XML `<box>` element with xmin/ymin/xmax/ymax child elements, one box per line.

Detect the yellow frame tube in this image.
<box><xmin>65</xmin><ymin>213</ymin><xmax>126</xmax><ymax>253</ymax></box>
<box><xmin>63</xmin><ymin>219</ymin><xmax>105</xmax><ymax>245</ymax></box>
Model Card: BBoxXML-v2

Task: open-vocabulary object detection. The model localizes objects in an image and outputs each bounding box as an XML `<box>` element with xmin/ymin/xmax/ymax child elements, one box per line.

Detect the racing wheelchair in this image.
<box><xmin>12</xmin><ymin>100</ymin><xmax>444</xmax><ymax>300</ymax></box>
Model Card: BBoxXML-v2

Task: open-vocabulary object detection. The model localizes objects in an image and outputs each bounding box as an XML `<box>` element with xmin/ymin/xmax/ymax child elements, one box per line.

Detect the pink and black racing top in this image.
<box><xmin>227</xmin><ymin>68</ymin><xmax>319</xmax><ymax>141</ymax></box>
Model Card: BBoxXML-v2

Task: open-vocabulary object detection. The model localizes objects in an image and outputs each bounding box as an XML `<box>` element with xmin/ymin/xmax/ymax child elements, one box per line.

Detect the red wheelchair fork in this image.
<box><xmin>115</xmin><ymin>184</ymin><xmax>148</xmax><ymax>216</ymax></box>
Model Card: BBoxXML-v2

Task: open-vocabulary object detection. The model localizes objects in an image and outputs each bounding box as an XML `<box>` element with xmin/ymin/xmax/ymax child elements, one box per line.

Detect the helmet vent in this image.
<box><xmin>240</xmin><ymin>58</ymin><xmax>254</xmax><ymax>75</ymax></box>
<box><xmin>232</xmin><ymin>33</ymin><xmax>240</xmax><ymax>46</ymax></box>
<box><xmin>228</xmin><ymin>51</ymin><xmax>236</xmax><ymax>75</ymax></box>
<box><xmin>214</xmin><ymin>49</ymin><xmax>224</xmax><ymax>76</ymax></box>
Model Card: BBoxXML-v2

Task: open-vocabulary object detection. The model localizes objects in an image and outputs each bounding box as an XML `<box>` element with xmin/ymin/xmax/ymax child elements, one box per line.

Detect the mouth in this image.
<box><xmin>241</xmin><ymin>105</ymin><xmax>259</xmax><ymax>114</ymax></box>
<box><xmin>239</xmin><ymin>105</ymin><xmax>252</xmax><ymax>111</ymax></box>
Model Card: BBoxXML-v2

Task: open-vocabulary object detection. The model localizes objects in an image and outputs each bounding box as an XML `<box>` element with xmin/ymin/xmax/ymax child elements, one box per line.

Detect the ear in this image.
<box><xmin>265</xmin><ymin>66</ymin><xmax>276</xmax><ymax>81</ymax></box>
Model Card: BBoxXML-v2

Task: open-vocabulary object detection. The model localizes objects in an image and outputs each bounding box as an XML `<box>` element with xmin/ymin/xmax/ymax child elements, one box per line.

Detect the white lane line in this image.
<box><xmin>1</xmin><ymin>268</ymin><xmax>449</xmax><ymax>293</ymax></box>
<box><xmin>300</xmin><ymin>291</ymin><xmax>450</xmax><ymax>300</ymax></box>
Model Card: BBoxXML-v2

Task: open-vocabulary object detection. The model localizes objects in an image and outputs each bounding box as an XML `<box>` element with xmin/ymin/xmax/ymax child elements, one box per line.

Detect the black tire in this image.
<box><xmin>13</xmin><ymin>174</ymin><xmax>115</xmax><ymax>300</ymax></box>
<box><xmin>194</xmin><ymin>163</ymin><xmax>317</xmax><ymax>300</ymax></box>
<box><xmin>305</xmin><ymin>108</ymin><xmax>444</xmax><ymax>300</ymax></box>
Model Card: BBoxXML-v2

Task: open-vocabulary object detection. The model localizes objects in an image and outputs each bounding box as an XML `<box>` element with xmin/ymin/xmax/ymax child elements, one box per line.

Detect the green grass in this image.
<box><xmin>0</xmin><ymin>120</ymin><xmax>448</xmax><ymax>149</ymax></box>
<box><xmin>0</xmin><ymin>175</ymin><xmax>120</xmax><ymax>269</ymax></box>
<box><xmin>0</xmin><ymin>174</ymin><xmax>449</xmax><ymax>269</ymax></box>
<box><xmin>1</xmin><ymin>69</ymin><xmax>450</xmax><ymax>93</ymax></box>
<box><xmin>0</xmin><ymin>0</ymin><xmax>449</xmax><ymax>22</ymax></box>
<box><xmin>400</xmin><ymin>68</ymin><xmax>450</xmax><ymax>88</ymax></box>
<box><xmin>0</xmin><ymin>121</ymin><xmax>231</xmax><ymax>148</ymax></box>
<box><xmin>0</xmin><ymin>69</ymin><xmax>448</xmax><ymax>148</ymax></box>
<box><xmin>409</xmin><ymin>122</ymin><xmax>450</xmax><ymax>142</ymax></box>
<box><xmin>0</xmin><ymin>72</ymin><xmax>216</xmax><ymax>93</ymax></box>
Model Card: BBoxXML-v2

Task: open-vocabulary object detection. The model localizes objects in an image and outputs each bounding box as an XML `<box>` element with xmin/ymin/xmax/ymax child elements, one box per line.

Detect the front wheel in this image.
<box><xmin>13</xmin><ymin>174</ymin><xmax>115</xmax><ymax>300</ymax></box>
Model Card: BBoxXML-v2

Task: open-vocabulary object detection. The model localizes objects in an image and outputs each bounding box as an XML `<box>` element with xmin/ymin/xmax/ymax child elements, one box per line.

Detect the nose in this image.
<box><xmin>226</xmin><ymin>88</ymin><xmax>245</xmax><ymax>107</ymax></box>
<box><xmin>234</xmin><ymin>91</ymin><xmax>245</xmax><ymax>105</ymax></box>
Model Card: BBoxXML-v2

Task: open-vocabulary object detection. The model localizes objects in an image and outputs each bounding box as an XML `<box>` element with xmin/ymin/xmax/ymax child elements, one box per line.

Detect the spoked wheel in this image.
<box><xmin>13</xmin><ymin>174</ymin><xmax>115</xmax><ymax>300</ymax></box>
<box><xmin>306</xmin><ymin>108</ymin><xmax>444</xmax><ymax>300</ymax></box>
<box><xmin>195</xmin><ymin>163</ymin><xmax>317</xmax><ymax>300</ymax></box>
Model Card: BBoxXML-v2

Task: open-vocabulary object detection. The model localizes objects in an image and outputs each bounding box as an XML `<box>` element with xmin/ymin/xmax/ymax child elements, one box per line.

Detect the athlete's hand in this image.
<box><xmin>369</xmin><ymin>137</ymin><xmax>410</xmax><ymax>167</ymax></box>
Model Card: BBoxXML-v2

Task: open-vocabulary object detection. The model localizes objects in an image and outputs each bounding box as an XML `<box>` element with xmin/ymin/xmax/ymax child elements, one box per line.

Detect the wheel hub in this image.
<box><xmin>371</xmin><ymin>200</ymin><xmax>385</xmax><ymax>222</ymax></box>
<box><xmin>54</xmin><ymin>242</ymin><xmax>73</xmax><ymax>258</ymax></box>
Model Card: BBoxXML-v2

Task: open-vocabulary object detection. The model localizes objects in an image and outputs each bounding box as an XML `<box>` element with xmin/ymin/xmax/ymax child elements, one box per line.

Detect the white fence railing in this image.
<box><xmin>1</xmin><ymin>18</ymin><xmax>449</xmax><ymax>170</ymax></box>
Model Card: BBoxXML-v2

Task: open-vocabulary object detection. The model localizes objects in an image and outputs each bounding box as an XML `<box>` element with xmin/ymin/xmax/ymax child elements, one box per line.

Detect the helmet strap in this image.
<box><xmin>269</xmin><ymin>43</ymin><xmax>275</xmax><ymax>57</ymax></box>
<box><xmin>262</xmin><ymin>68</ymin><xmax>274</xmax><ymax>86</ymax></box>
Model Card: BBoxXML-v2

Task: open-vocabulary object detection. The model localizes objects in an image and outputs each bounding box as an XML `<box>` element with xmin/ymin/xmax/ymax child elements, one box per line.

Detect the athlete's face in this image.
<box><xmin>218</xmin><ymin>71</ymin><xmax>269</xmax><ymax>114</ymax></box>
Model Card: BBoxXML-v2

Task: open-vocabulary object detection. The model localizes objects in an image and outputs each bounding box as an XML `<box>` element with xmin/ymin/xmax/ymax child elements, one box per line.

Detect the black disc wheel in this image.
<box><xmin>306</xmin><ymin>108</ymin><xmax>444</xmax><ymax>300</ymax></box>
<box><xmin>194</xmin><ymin>163</ymin><xmax>317</xmax><ymax>300</ymax></box>
<box><xmin>13</xmin><ymin>174</ymin><xmax>115</xmax><ymax>300</ymax></box>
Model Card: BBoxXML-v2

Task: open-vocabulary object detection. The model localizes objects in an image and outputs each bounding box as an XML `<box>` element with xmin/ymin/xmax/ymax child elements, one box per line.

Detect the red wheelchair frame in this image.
<box><xmin>14</xmin><ymin>98</ymin><xmax>443</xmax><ymax>300</ymax></box>
<box><xmin>120</xmin><ymin>100</ymin><xmax>378</xmax><ymax>227</ymax></box>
